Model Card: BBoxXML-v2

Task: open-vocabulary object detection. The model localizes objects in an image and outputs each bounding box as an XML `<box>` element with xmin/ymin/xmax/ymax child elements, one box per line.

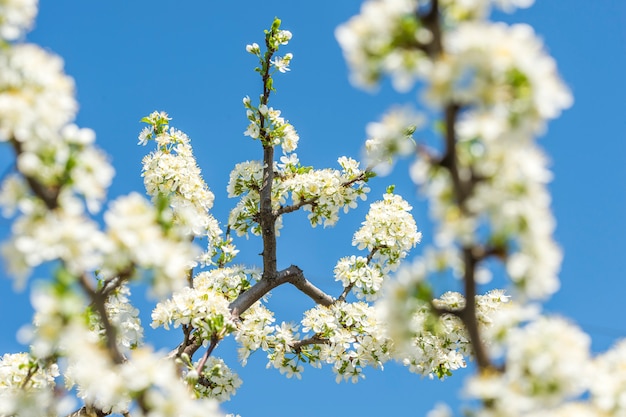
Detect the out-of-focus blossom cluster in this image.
<box><xmin>339</xmin><ymin>0</ymin><xmax>572</xmax><ymax>300</ymax></box>
<box><xmin>151</xmin><ymin>285</ymin><xmax>235</xmax><ymax>341</ymax></box>
<box><xmin>102</xmin><ymin>192</ymin><xmax>201</xmax><ymax>298</ymax></box>
<box><xmin>0</xmin><ymin>2</ymin><xmax>226</xmax><ymax>415</ymax></box>
<box><xmin>380</xmin><ymin>262</ymin><xmax>512</xmax><ymax>378</ymax></box>
<box><xmin>364</xmin><ymin>106</ymin><xmax>423</xmax><ymax>175</ymax></box>
<box><xmin>0</xmin><ymin>0</ymin><xmax>36</xmax><ymax>41</ymax></box>
<box><xmin>15</xmin><ymin>285</ymin><xmax>224</xmax><ymax>416</ymax></box>
<box><xmin>439</xmin><ymin>0</ymin><xmax>535</xmax><ymax>21</ymax></box>
<box><xmin>336</xmin><ymin>0</ymin><xmax>537</xmax><ymax>91</ymax></box>
<box><xmin>590</xmin><ymin>340</ymin><xmax>626</xmax><ymax>416</ymax></box>
<box><xmin>466</xmin><ymin>317</ymin><xmax>592</xmax><ymax>417</ymax></box>
<box><xmin>339</xmin><ymin>2</ymin><xmax>600</xmax><ymax>412</ymax></box>
<box><xmin>89</xmin><ymin>285</ymin><xmax>144</xmax><ymax>350</ymax></box>
<box><xmin>65</xmin><ymin>340</ymin><xmax>222</xmax><ymax>415</ymax></box>
<box><xmin>0</xmin><ymin>35</ymin><xmax>116</xmax><ymax>283</ymax></box>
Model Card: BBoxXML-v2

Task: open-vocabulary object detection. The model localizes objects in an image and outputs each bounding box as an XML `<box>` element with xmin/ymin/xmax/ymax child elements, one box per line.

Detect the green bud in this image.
<box><xmin>271</xmin><ymin>17</ymin><xmax>281</xmax><ymax>32</ymax></box>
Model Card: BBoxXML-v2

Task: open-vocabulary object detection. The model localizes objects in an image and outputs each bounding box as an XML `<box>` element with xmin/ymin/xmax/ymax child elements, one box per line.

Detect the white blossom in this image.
<box><xmin>0</xmin><ymin>0</ymin><xmax>37</xmax><ymax>40</ymax></box>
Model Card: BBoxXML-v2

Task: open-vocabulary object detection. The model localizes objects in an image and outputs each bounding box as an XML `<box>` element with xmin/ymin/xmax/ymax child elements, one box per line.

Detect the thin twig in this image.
<box><xmin>196</xmin><ymin>335</ymin><xmax>220</xmax><ymax>375</ymax></box>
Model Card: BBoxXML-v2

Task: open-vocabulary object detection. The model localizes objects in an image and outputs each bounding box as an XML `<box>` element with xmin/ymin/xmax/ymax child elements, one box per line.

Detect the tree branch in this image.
<box><xmin>275</xmin><ymin>197</ymin><xmax>316</xmax><ymax>216</ymax></box>
<box><xmin>258</xmin><ymin>32</ymin><xmax>279</xmax><ymax>279</ymax></box>
<box><xmin>259</xmin><ymin>145</ymin><xmax>277</xmax><ymax>278</ymax></box>
<box><xmin>10</xmin><ymin>138</ymin><xmax>60</xmax><ymax>210</ymax></box>
<box><xmin>287</xmin><ymin>268</ymin><xmax>335</xmax><ymax>307</ymax></box>
<box><xmin>79</xmin><ymin>274</ymin><xmax>125</xmax><ymax>365</ymax></box>
<box><xmin>458</xmin><ymin>247</ymin><xmax>492</xmax><ymax>370</ymax></box>
<box><xmin>196</xmin><ymin>335</ymin><xmax>220</xmax><ymax>375</ymax></box>
<box><xmin>418</xmin><ymin>0</ymin><xmax>443</xmax><ymax>57</ymax></box>
<box><xmin>229</xmin><ymin>265</ymin><xmax>334</xmax><ymax>320</ymax></box>
<box><xmin>337</xmin><ymin>247</ymin><xmax>379</xmax><ymax>302</ymax></box>
<box><xmin>415</xmin><ymin>2</ymin><xmax>494</xmax><ymax>372</ymax></box>
<box><xmin>291</xmin><ymin>335</ymin><xmax>328</xmax><ymax>353</ymax></box>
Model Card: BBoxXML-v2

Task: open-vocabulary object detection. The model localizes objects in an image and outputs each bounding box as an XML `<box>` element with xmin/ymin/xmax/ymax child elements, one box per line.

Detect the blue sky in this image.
<box><xmin>1</xmin><ymin>1</ymin><xmax>625</xmax><ymax>416</ymax></box>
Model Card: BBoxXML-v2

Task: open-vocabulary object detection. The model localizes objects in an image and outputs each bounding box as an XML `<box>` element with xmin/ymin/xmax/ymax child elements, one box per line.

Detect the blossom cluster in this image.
<box><xmin>364</xmin><ymin>106</ymin><xmax>423</xmax><ymax>175</ymax></box>
<box><xmin>243</xmin><ymin>97</ymin><xmax>299</xmax><ymax>153</ymax></box>
<box><xmin>0</xmin><ymin>0</ymin><xmax>37</xmax><ymax>40</ymax></box>
<box><xmin>227</xmin><ymin>154</ymin><xmax>371</xmax><ymax>236</ymax></box>
<box><xmin>183</xmin><ymin>356</ymin><xmax>243</xmax><ymax>402</ymax></box>
<box><xmin>0</xmin><ymin>34</ymin><xmax>116</xmax><ymax>283</ymax></box>
<box><xmin>466</xmin><ymin>317</ymin><xmax>591</xmax><ymax>416</ymax></box>
<box><xmin>336</xmin><ymin>2</ymin><xmax>626</xmax><ymax>416</ymax></box>
<box><xmin>140</xmin><ymin>112</ymin><xmax>225</xmax><ymax>264</ymax></box>
<box><xmin>339</xmin><ymin>0</ymin><xmax>572</xmax><ymax>300</ymax></box>
<box><xmin>277</xmin><ymin>155</ymin><xmax>371</xmax><ymax>228</ymax></box>
<box><xmin>64</xmin><ymin>341</ymin><xmax>222</xmax><ymax>416</ymax></box>
<box><xmin>0</xmin><ymin>2</ymin><xmax>226</xmax><ymax>415</ymax></box>
<box><xmin>2</xmin><ymin>2</ymin><xmax>617</xmax><ymax>417</ymax></box>
<box><xmin>89</xmin><ymin>284</ymin><xmax>144</xmax><ymax>350</ymax></box>
<box><xmin>236</xmin><ymin>300</ymin><xmax>390</xmax><ymax>383</ymax></box>
<box><xmin>0</xmin><ymin>352</ymin><xmax>58</xmax><ymax>392</ymax></box>
<box><xmin>300</xmin><ymin>301</ymin><xmax>390</xmax><ymax>383</ymax></box>
<box><xmin>334</xmin><ymin>191</ymin><xmax>420</xmax><ymax>301</ymax></box>
<box><xmin>336</xmin><ymin>0</ymin><xmax>537</xmax><ymax>91</ymax></box>
<box><xmin>231</xmin><ymin>192</ymin><xmax>420</xmax><ymax>381</ymax></box>
<box><xmin>380</xmin><ymin>262</ymin><xmax>512</xmax><ymax>379</ymax></box>
<box><xmin>245</xmin><ymin>18</ymin><xmax>293</xmax><ymax>74</ymax></box>
<box><xmin>151</xmin><ymin>286</ymin><xmax>235</xmax><ymax>341</ymax></box>
<box><xmin>0</xmin><ymin>353</ymin><xmax>64</xmax><ymax>417</ymax></box>
<box><xmin>353</xmin><ymin>192</ymin><xmax>421</xmax><ymax>268</ymax></box>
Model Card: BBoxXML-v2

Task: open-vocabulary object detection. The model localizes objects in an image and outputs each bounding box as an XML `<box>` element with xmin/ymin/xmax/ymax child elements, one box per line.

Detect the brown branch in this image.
<box><xmin>439</xmin><ymin>103</ymin><xmax>474</xmax><ymax>210</ymax></box>
<box><xmin>19</xmin><ymin>362</ymin><xmax>39</xmax><ymax>389</ymax></box>
<box><xmin>337</xmin><ymin>247</ymin><xmax>380</xmax><ymax>302</ymax></box>
<box><xmin>275</xmin><ymin>170</ymin><xmax>370</xmax><ymax>217</ymax></box>
<box><xmin>10</xmin><ymin>138</ymin><xmax>60</xmax><ymax>210</ymax></box>
<box><xmin>275</xmin><ymin>197</ymin><xmax>316</xmax><ymax>216</ymax></box>
<box><xmin>418</xmin><ymin>0</ymin><xmax>443</xmax><ymax>57</ymax></box>
<box><xmin>291</xmin><ymin>335</ymin><xmax>328</xmax><ymax>353</ymax></box>
<box><xmin>79</xmin><ymin>274</ymin><xmax>124</xmax><ymax>365</ymax></box>
<box><xmin>66</xmin><ymin>406</ymin><xmax>108</xmax><ymax>417</ymax></box>
<box><xmin>257</xmin><ymin>31</ymin><xmax>279</xmax><ymax>280</ymax></box>
<box><xmin>229</xmin><ymin>265</ymin><xmax>334</xmax><ymax>320</ymax></box>
<box><xmin>414</xmin><ymin>1</ymin><xmax>494</xmax><ymax>372</ymax></box>
<box><xmin>196</xmin><ymin>335</ymin><xmax>220</xmax><ymax>375</ymax></box>
<box><xmin>287</xmin><ymin>268</ymin><xmax>335</xmax><ymax>307</ymax></box>
<box><xmin>259</xmin><ymin>144</ymin><xmax>277</xmax><ymax>278</ymax></box>
<box><xmin>167</xmin><ymin>265</ymin><xmax>334</xmax><ymax>361</ymax></box>
<box><xmin>458</xmin><ymin>247</ymin><xmax>491</xmax><ymax>370</ymax></box>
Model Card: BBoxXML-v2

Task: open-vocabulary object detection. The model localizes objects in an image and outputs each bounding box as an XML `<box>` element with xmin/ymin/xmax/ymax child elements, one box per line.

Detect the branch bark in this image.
<box><xmin>416</xmin><ymin>1</ymin><xmax>494</xmax><ymax>372</ymax></box>
<box><xmin>10</xmin><ymin>138</ymin><xmax>60</xmax><ymax>210</ymax></box>
<box><xmin>229</xmin><ymin>264</ymin><xmax>334</xmax><ymax>320</ymax></box>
